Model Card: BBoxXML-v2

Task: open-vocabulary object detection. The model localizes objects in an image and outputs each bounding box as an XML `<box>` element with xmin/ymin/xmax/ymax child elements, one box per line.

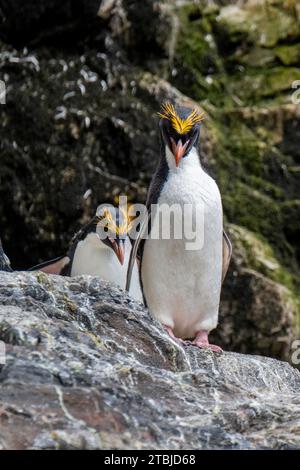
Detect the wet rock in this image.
<box><xmin>0</xmin><ymin>270</ymin><xmax>300</xmax><ymax>450</ymax></box>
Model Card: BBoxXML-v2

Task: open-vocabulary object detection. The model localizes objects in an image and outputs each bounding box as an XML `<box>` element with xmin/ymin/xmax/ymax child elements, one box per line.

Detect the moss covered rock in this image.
<box><xmin>212</xmin><ymin>224</ymin><xmax>299</xmax><ymax>361</ymax></box>
<box><xmin>276</xmin><ymin>44</ymin><xmax>300</xmax><ymax>66</ymax></box>
<box><xmin>216</xmin><ymin>1</ymin><xmax>300</xmax><ymax>48</ymax></box>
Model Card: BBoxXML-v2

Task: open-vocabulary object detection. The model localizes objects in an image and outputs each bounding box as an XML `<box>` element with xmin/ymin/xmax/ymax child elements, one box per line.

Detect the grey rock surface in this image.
<box><xmin>0</xmin><ymin>271</ymin><xmax>299</xmax><ymax>450</ymax></box>
<box><xmin>0</xmin><ymin>239</ymin><xmax>12</xmax><ymax>272</ymax></box>
<box><xmin>0</xmin><ymin>0</ymin><xmax>299</xmax><ymax>363</ymax></box>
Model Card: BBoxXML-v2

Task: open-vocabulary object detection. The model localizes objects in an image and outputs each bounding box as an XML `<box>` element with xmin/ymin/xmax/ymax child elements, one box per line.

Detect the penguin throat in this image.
<box><xmin>165</xmin><ymin>145</ymin><xmax>200</xmax><ymax>170</ymax></box>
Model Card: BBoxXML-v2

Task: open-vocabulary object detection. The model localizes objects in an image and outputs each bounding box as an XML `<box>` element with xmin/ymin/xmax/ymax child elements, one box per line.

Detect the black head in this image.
<box><xmin>158</xmin><ymin>103</ymin><xmax>204</xmax><ymax>167</ymax></box>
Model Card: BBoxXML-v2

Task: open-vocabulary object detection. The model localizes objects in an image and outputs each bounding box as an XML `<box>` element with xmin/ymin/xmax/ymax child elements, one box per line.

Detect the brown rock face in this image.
<box><xmin>0</xmin><ymin>271</ymin><xmax>300</xmax><ymax>450</ymax></box>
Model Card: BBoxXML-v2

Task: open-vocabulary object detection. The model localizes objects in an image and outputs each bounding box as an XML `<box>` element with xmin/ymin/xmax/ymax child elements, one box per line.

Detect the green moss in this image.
<box><xmin>175</xmin><ymin>5</ymin><xmax>217</xmax><ymax>73</ymax></box>
<box><xmin>228</xmin><ymin>67</ymin><xmax>300</xmax><ymax>103</ymax></box>
<box><xmin>237</xmin><ymin>47</ymin><xmax>276</xmax><ymax>68</ymax></box>
<box><xmin>172</xmin><ymin>2</ymin><xmax>300</xmax><ymax>108</ymax></box>
<box><xmin>264</xmin><ymin>67</ymin><xmax>300</xmax><ymax>96</ymax></box>
<box><xmin>207</xmin><ymin>112</ymin><xmax>299</xmax><ymax>278</ymax></box>
<box><xmin>229</xmin><ymin>224</ymin><xmax>295</xmax><ymax>289</ymax></box>
<box><xmin>229</xmin><ymin>224</ymin><xmax>300</xmax><ymax>324</ymax></box>
<box><xmin>223</xmin><ymin>182</ymin><xmax>281</xmax><ymax>238</ymax></box>
<box><xmin>35</xmin><ymin>272</ymin><xmax>54</xmax><ymax>291</ymax></box>
<box><xmin>247</xmin><ymin>176</ymin><xmax>285</xmax><ymax>199</ymax></box>
<box><xmin>216</xmin><ymin>2</ymin><xmax>300</xmax><ymax>48</ymax></box>
<box><xmin>59</xmin><ymin>293</ymin><xmax>78</xmax><ymax>314</ymax></box>
<box><xmin>222</xmin><ymin>122</ymin><xmax>264</xmax><ymax>176</ymax></box>
<box><xmin>173</xmin><ymin>4</ymin><xmax>227</xmax><ymax>105</ymax></box>
<box><xmin>276</xmin><ymin>44</ymin><xmax>300</xmax><ymax>65</ymax></box>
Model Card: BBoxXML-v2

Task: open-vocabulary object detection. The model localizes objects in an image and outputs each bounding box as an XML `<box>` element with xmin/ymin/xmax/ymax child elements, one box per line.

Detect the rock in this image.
<box><xmin>207</xmin><ymin>1</ymin><xmax>300</xmax><ymax>102</ymax></box>
<box><xmin>0</xmin><ymin>0</ymin><xmax>102</xmax><ymax>45</ymax></box>
<box><xmin>239</xmin><ymin>47</ymin><xmax>277</xmax><ymax>68</ymax></box>
<box><xmin>229</xmin><ymin>67</ymin><xmax>300</xmax><ymax>100</ymax></box>
<box><xmin>212</xmin><ymin>225</ymin><xmax>297</xmax><ymax>360</ymax></box>
<box><xmin>0</xmin><ymin>239</ymin><xmax>12</xmax><ymax>272</ymax></box>
<box><xmin>0</xmin><ymin>43</ymin><xmax>154</xmax><ymax>267</ymax></box>
<box><xmin>0</xmin><ymin>0</ymin><xmax>170</xmax><ymax>58</ymax></box>
<box><xmin>122</xmin><ymin>0</ymin><xmax>171</xmax><ymax>63</ymax></box>
<box><xmin>276</xmin><ymin>44</ymin><xmax>300</xmax><ymax>66</ymax></box>
<box><xmin>0</xmin><ymin>270</ymin><xmax>300</xmax><ymax>450</ymax></box>
<box><xmin>216</xmin><ymin>1</ymin><xmax>300</xmax><ymax>48</ymax></box>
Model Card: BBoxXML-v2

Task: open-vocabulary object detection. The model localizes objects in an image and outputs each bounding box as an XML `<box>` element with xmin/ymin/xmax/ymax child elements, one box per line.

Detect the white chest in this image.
<box><xmin>71</xmin><ymin>234</ymin><xmax>143</xmax><ymax>302</ymax></box>
<box><xmin>141</xmin><ymin>147</ymin><xmax>223</xmax><ymax>338</ymax></box>
<box><xmin>162</xmin><ymin>147</ymin><xmax>221</xmax><ymax>208</ymax></box>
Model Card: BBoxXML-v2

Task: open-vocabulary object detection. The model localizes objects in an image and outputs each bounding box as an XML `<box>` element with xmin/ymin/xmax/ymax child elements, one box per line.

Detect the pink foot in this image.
<box><xmin>192</xmin><ymin>330</ymin><xmax>223</xmax><ymax>354</ymax></box>
<box><xmin>164</xmin><ymin>326</ymin><xmax>186</xmax><ymax>345</ymax></box>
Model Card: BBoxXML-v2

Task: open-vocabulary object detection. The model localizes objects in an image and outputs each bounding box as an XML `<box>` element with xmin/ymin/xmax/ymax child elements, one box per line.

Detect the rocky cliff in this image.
<box><xmin>0</xmin><ymin>270</ymin><xmax>300</xmax><ymax>450</ymax></box>
<box><xmin>0</xmin><ymin>0</ymin><xmax>299</xmax><ymax>362</ymax></box>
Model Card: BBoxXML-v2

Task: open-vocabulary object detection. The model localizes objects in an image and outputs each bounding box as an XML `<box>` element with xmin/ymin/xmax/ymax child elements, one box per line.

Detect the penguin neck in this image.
<box><xmin>72</xmin><ymin>232</ymin><xmax>130</xmax><ymax>279</ymax></box>
<box><xmin>164</xmin><ymin>145</ymin><xmax>201</xmax><ymax>172</ymax></box>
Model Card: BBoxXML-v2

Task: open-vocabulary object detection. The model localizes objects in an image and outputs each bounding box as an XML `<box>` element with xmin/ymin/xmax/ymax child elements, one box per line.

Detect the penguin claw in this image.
<box><xmin>164</xmin><ymin>326</ymin><xmax>185</xmax><ymax>345</ymax></box>
<box><xmin>192</xmin><ymin>341</ymin><xmax>223</xmax><ymax>354</ymax></box>
<box><xmin>163</xmin><ymin>326</ymin><xmax>222</xmax><ymax>353</ymax></box>
<box><xmin>191</xmin><ymin>330</ymin><xmax>223</xmax><ymax>354</ymax></box>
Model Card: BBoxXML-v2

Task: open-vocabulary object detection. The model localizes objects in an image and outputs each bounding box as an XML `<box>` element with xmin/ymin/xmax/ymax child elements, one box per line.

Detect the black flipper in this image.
<box><xmin>28</xmin><ymin>256</ymin><xmax>71</xmax><ymax>275</ymax></box>
<box><xmin>126</xmin><ymin>211</ymin><xmax>149</xmax><ymax>292</ymax></box>
<box><xmin>28</xmin><ymin>216</ymin><xmax>99</xmax><ymax>276</ymax></box>
<box><xmin>126</xmin><ymin>153</ymin><xmax>168</xmax><ymax>294</ymax></box>
<box><xmin>222</xmin><ymin>230</ymin><xmax>232</xmax><ymax>282</ymax></box>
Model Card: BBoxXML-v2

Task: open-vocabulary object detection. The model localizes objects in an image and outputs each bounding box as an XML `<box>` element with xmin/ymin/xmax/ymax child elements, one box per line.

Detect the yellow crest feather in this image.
<box><xmin>98</xmin><ymin>206</ymin><xmax>134</xmax><ymax>237</ymax></box>
<box><xmin>158</xmin><ymin>102</ymin><xmax>205</xmax><ymax>134</ymax></box>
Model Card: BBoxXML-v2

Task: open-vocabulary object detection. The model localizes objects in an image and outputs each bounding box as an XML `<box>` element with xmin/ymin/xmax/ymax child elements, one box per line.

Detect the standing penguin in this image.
<box><xmin>30</xmin><ymin>207</ymin><xmax>143</xmax><ymax>302</ymax></box>
<box><xmin>127</xmin><ymin>103</ymin><xmax>231</xmax><ymax>351</ymax></box>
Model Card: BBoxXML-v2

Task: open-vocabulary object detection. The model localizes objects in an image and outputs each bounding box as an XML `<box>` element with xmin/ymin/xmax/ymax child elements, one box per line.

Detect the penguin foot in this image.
<box><xmin>192</xmin><ymin>330</ymin><xmax>223</xmax><ymax>354</ymax></box>
<box><xmin>164</xmin><ymin>326</ymin><xmax>186</xmax><ymax>345</ymax></box>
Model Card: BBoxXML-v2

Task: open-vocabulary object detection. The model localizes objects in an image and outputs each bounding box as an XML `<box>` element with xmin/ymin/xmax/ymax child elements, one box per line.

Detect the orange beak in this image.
<box><xmin>170</xmin><ymin>138</ymin><xmax>190</xmax><ymax>167</ymax></box>
<box><xmin>111</xmin><ymin>239</ymin><xmax>125</xmax><ymax>265</ymax></box>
